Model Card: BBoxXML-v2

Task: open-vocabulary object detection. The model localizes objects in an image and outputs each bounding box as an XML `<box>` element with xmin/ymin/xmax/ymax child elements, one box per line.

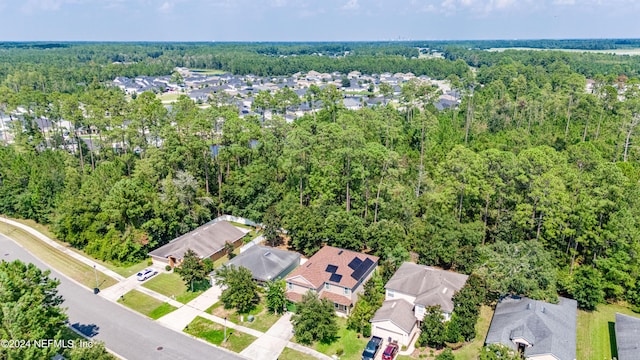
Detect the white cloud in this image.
<box><xmin>342</xmin><ymin>0</ymin><xmax>360</xmax><ymax>10</ymax></box>
<box><xmin>158</xmin><ymin>1</ymin><xmax>173</xmax><ymax>13</ymax></box>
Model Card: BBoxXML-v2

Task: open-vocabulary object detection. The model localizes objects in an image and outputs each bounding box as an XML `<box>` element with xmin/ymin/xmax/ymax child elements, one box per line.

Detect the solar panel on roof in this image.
<box><xmin>325</xmin><ymin>264</ymin><xmax>338</xmax><ymax>273</ymax></box>
<box><xmin>351</xmin><ymin>258</ymin><xmax>374</xmax><ymax>280</ymax></box>
<box><xmin>329</xmin><ymin>273</ymin><xmax>343</xmax><ymax>283</ymax></box>
<box><xmin>348</xmin><ymin>257</ymin><xmax>362</xmax><ymax>270</ymax></box>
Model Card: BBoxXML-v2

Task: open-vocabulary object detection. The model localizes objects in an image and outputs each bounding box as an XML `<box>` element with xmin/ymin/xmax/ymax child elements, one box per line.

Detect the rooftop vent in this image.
<box><xmin>338</xmin><ymin>250</ymin><xmax>344</xmax><ymax>255</ymax></box>
<box><xmin>264</xmin><ymin>251</ymin><xmax>271</xmax><ymax>257</ymax></box>
<box><xmin>527</xmin><ymin>303</ymin><xmax>531</xmax><ymax>310</ymax></box>
<box><xmin>391</xmin><ymin>302</ymin><xmax>397</xmax><ymax>309</ymax></box>
<box><xmin>441</xmin><ymin>287</ymin><xmax>448</xmax><ymax>294</ymax></box>
<box><xmin>541</xmin><ymin>307</ymin><xmax>546</xmax><ymax>314</ymax></box>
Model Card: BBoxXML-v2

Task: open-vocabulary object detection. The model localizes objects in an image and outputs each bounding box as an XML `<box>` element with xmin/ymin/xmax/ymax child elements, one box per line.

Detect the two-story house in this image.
<box><xmin>370</xmin><ymin>262</ymin><xmax>468</xmax><ymax>346</ymax></box>
<box><xmin>285</xmin><ymin>246</ymin><xmax>378</xmax><ymax>315</ymax></box>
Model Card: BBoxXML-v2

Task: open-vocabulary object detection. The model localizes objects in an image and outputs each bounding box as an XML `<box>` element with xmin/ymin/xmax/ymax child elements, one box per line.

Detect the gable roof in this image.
<box><xmin>148</xmin><ymin>220</ymin><xmax>246</xmax><ymax>261</ymax></box>
<box><xmin>225</xmin><ymin>245</ymin><xmax>300</xmax><ymax>282</ymax></box>
<box><xmin>385</xmin><ymin>262</ymin><xmax>468</xmax><ymax>313</ymax></box>
<box><xmin>285</xmin><ymin>246</ymin><xmax>378</xmax><ymax>290</ymax></box>
<box><xmin>371</xmin><ymin>299</ymin><xmax>416</xmax><ymax>334</ymax></box>
<box><xmin>616</xmin><ymin>313</ymin><xmax>640</xmax><ymax>360</ymax></box>
<box><xmin>485</xmin><ymin>295</ymin><xmax>577</xmax><ymax>360</ymax></box>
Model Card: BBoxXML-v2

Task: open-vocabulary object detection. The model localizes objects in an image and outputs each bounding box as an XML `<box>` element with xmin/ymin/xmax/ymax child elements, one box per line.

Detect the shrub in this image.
<box><xmin>165</xmin><ymin>265</ymin><xmax>172</xmax><ymax>272</ymax></box>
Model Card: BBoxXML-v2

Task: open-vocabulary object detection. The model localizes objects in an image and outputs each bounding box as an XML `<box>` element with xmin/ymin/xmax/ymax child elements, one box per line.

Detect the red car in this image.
<box><xmin>381</xmin><ymin>343</ymin><xmax>399</xmax><ymax>360</ymax></box>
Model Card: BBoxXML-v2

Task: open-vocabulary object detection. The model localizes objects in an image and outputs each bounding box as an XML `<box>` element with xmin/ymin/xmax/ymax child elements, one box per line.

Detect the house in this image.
<box><xmin>615</xmin><ymin>313</ymin><xmax>640</xmax><ymax>360</ymax></box>
<box><xmin>148</xmin><ymin>220</ymin><xmax>247</xmax><ymax>267</ymax></box>
<box><xmin>215</xmin><ymin>245</ymin><xmax>300</xmax><ymax>284</ymax></box>
<box><xmin>285</xmin><ymin>246</ymin><xmax>378</xmax><ymax>314</ymax></box>
<box><xmin>485</xmin><ymin>295</ymin><xmax>577</xmax><ymax>360</ymax></box>
<box><xmin>370</xmin><ymin>262</ymin><xmax>467</xmax><ymax>346</ymax></box>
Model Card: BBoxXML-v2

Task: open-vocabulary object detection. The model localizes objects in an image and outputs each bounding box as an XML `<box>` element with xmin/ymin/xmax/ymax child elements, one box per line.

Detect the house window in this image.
<box><xmin>388</xmin><ymin>290</ymin><xmax>395</xmax><ymax>298</ymax></box>
<box><xmin>325</xmin><ymin>283</ymin><xmax>330</xmax><ymax>290</ymax></box>
<box><xmin>344</xmin><ymin>287</ymin><xmax>350</xmax><ymax>296</ymax></box>
<box><xmin>287</xmin><ymin>282</ymin><xmax>292</xmax><ymax>290</ymax></box>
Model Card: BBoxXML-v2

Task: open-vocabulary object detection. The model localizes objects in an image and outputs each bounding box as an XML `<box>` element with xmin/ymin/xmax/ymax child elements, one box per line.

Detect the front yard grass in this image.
<box><xmin>142</xmin><ymin>272</ymin><xmax>209</xmax><ymax>304</ymax></box>
<box><xmin>208</xmin><ymin>301</ymin><xmax>281</xmax><ymax>333</ymax></box>
<box><xmin>279</xmin><ymin>347</ymin><xmax>318</xmax><ymax>360</ymax></box>
<box><xmin>577</xmin><ymin>302</ymin><xmax>640</xmax><ymax>360</ymax></box>
<box><xmin>6</xmin><ymin>217</ymin><xmax>148</xmax><ymax>278</ymax></box>
<box><xmin>0</xmin><ymin>222</ymin><xmax>118</xmax><ymax>289</ymax></box>
<box><xmin>117</xmin><ymin>289</ymin><xmax>177</xmax><ymax>320</ymax></box>
<box><xmin>184</xmin><ymin>316</ymin><xmax>256</xmax><ymax>353</ymax></box>
<box><xmin>294</xmin><ymin>317</ymin><xmax>368</xmax><ymax>360</ymax></box>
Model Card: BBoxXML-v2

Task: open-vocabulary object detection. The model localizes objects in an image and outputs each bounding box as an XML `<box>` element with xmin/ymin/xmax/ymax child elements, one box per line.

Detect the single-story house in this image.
<box><xmin>615</xmin><ymin>313</ymin><xmax>640</xmax><ymax>360</ymax></box>
<box><xmin>211</xmin><ymin>245</ymin><xmax>300</xmax><ymax>284</ymax></box>
<box><xmin>285</xmin><ymin>246</ymin><xmax>378</xmax><ymax>315</ymax></box>
<box><xmin>370</xmin><ymin>262</ymin><xmax>468</xmax><ymax>346</ymax></box>
<box><xmin>485</xmin><ymin>295</ymin><xmax>577</xmax><ymax>360</ymax></box>
<box><xmin>148</xmin><ymin>220</ymin><xmax>247</xmax><ymax>267</ymax></box>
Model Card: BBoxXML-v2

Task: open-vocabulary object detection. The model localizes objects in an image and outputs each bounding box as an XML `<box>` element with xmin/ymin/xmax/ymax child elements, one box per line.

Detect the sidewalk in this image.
<box><xmin>0</xmin><ymin>217</ymin><xmax>125</xmax><ymax>282</ymax></box>
<box><xmin>240</xmin><ymin>312</ymin><xmax>293</xmax><ymax>360</ymax></box>
<box><xmin>156</xmin><ymin>286</ymin><xmax>223</xmax><ymax>331</ymax></box>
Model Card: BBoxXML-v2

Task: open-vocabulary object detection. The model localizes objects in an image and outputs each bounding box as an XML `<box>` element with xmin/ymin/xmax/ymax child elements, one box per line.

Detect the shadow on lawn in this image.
<box><xmin>608</xmin><ymin>321</ymin><xmax>618</xmax><ymax>359</ymax></box>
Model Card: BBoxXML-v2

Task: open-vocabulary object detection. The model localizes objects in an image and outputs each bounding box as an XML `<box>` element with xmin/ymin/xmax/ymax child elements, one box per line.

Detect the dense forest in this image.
<box><xmin>2</xmin><ymin>40</ymin><xmax>640</xmax><ymax>312</ymax></box>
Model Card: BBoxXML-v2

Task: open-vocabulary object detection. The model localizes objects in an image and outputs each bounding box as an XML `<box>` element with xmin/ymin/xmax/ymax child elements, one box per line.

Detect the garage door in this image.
<box><xmin>372</xmin><ymin>325</ymin><xmax>405</xmax><ymax>345</ymax></box>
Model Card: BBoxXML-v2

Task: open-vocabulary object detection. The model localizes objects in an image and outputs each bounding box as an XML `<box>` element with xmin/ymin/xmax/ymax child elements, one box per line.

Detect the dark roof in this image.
<box><xmin>148</xmin><ymin>220</ymin><xmax>246</xmax><ymax>261</ymax></box>
<box><xmin>385</xmin><ymin>262</ymin><xmax>468</xmax><ymax>313</ymax></box>
<box><xmin>225</xmin><ymin>245</ymin><xmax>300</xmax><ymax>282</ymax></box>
<box><xmin>485</xmin><ymin>295</ymin><xmax>577</xmax><ymax>360</ymax></box>
<box><xmin>616</xmin><ymin>313</ymin><xmax>640</xmax><ymax>360</ymax></box>
<box><xmin>286</xmin><ymin>246</ymin><xmax>378</xmax><ymax>290</ymax></box>
<box><xmin>371</xmin><ymin>299</ymin><xmax>417</xmax><ymax>334</ymax></box>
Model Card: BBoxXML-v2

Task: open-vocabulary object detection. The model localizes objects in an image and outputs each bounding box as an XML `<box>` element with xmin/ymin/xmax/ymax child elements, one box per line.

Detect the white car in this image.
<box><xmin>136</xmin><ymin>268</ymin><xmax>158</xmax><ymax>281</ymax></box>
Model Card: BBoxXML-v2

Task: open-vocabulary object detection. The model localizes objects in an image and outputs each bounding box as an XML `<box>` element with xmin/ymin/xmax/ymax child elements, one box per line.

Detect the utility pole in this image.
<box><xmin>93</xmin><ymin>265</ymin><xmax>99</xmax><ymax>294</ymax></box>
<box><xmin>224</xmin><ymin>317</ymin><xmax>227</xmax><ymax>342</ymax></box>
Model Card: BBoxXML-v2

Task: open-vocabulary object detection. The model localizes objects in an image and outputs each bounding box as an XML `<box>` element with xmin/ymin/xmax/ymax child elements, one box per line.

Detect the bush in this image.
<box><xmin>165</xmin><ymin>265</ymin><xmax>172</xmax><ymax>272</ymax></box>
<box><xmin>435</xmin><ymin>348</ymin><xmax>454</xmax><ymax>360</ymax></box>
<box><xmin>147</xmin><ymin>258</ymin><xmax>153</xmax><ymax>266</ymax></box>
<box><xmin>336</xmin><ymin>348</ymin><xmax>344</xmax><ymax>356</ymax></box>
<box><xmin>363</xmin><ymin>323</ymin><xmax>371</xmax><ymax>337</ymax></box>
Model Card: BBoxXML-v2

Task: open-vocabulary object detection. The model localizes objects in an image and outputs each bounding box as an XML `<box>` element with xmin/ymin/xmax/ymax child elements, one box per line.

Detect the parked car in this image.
<box><xmin>362</xmin><ymin>336</ymin><xmax>383</xmax><ymax>360</ymax></box>
<box><xmin>136</xmin><ymin>268</ymin><xmax>158</xmax><ymax>281</ymax></box>
<box><xmin>382</xmin><ymin>343</ymin><xmax>399</xmax><ymax>360</ymax></box>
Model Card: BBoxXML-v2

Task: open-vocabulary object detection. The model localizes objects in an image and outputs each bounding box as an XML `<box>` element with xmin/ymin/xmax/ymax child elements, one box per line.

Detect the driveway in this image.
<box><xmin>240</xmin><ymin>312</ymin><xmax>293</xmax><ymax>360</ymax></box>
<box><xmin>1</xmin><ymin>233</ymin><xmax>246</xmax><ymax>360</ymax></box>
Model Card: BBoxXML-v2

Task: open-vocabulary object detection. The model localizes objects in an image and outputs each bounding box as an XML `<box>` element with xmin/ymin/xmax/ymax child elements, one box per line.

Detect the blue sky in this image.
<box><xmin>0</xmin><ymin>0</ymin><xmax>638</xmax><ymax>41</ymax></box>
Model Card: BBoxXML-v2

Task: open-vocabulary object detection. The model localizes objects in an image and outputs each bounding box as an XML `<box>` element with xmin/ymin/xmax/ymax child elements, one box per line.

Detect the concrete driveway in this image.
<box><xmin>240</xmin><ymin>312</ymin><xmax>293</xmax><ymax>360</ymax></box>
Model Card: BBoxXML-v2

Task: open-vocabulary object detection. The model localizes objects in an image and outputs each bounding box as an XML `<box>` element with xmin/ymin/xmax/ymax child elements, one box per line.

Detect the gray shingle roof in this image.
<box><xmin>371</xmin><ymin>299</ymin><xmax>416</xmax><ymax>334</ymax></box>
<box><xmin>225</xmin><ymin>245</ymin><xmax>300</xmax><ymax>282</ymax></box>
<box><xmin>485</xmin><ymin>295</ymin><xmax>577</xmax><ymax>360</ymax></box>
<box><xmin>616</xmin><ymin>313</ymin><xmax>640</xmax><ymax>360</ymax></box>
<box><xmin>148</xmin><ymin>220</ymin><xmax>245</xmax><ymax>261</ymax></box>
<box><xmin>385</xmin><ymin>262</ymin><xmax>468</xmax><ymax>313</ymax></box>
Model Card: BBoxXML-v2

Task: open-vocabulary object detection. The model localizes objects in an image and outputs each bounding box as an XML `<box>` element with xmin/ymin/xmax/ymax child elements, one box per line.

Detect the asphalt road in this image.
<box><xmin>0</xmin><ymin>234</ymin><xmax>245</xmax><ymax>360</ymax></box>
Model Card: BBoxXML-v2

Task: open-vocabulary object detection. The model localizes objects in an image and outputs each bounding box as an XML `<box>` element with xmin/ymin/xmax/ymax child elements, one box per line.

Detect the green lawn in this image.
<box><xmin>157</xmin><ymin>93</ymin><xmax>182</xmax><ymax>102</ymax></box>
<box><xmin>184</xmin><ymin>316</ymin><xmax>257</xmax><ymax>353</ymax></box>
<box><xmin>577</xmin><ymin>303</ymin><xmax>640</xmax><ymax>360</ymax></box>
<box><xmin>190</xmin><ymin>69</ymin><xmax>226</xmax><ymax>75</ymax></box>
<box><xmin>0</xmin><ymin>222</ymin><xmax>118</xmax><ymax>289</ymax></box>
<box><xmin>279</xmin><ymin>347</ymin><xmax>318</xmax><ymax>360</ymax></box>
<box><xmin>208</xmin><ymin>301</ymin><xmax>281</xmax><ymax>333</ymax></box>
<box><xmin>117</xmin><ymin>289</ymin><xmax>177</xmax><ymax>320</ymax></box>
<box><xmin>453</xmin><ymin>305</ymin><xmax>494</xmax><ymax>360</ymax></box>
<box><xmin>6</xmin><ymin>217</ymin><xmax>148</xmax><ymax>278</ymax></box>
<box><xmin>142</xmin><ymin>272</ymin><xmax>209</xmax><ymax>303</ymax></box>
<box><xmin>295</xmin><ymin>317</ymin><xmax>368</xmax><ymax>360</ymax></box>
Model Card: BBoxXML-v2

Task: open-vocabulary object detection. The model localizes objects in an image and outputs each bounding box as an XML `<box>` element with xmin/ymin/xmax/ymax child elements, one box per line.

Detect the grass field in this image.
<box><xmin>157</xmin><ymin>92</ymin><xmax>182</xmax><ymax>102</ymax></box>
<box><xmin>142</xmin><ymin>272</ymin><xmax>209</xmax><ymax>303</ymax></box>
<box><xmin>118</xmin><ymin>289</ymin><xmax>177</xmax><ymax>320</ymax></box>
<box><xmin>190</xmin><ymin>69</ymin><xmax>226</xmax><ymax>75</ymax></box>
<box><xmin>577</xmin><ymin>303</ymin><xmax>640</xmax><ymax>360</ymax></box>
<box><xmin>208</xmin><ymin>301</ymin><xmax>281</xmax><ymax>333</ymax></box>
<box><xmin>294</xmin><ymin>317</ymin><xmax>368</xmax><ymax>360</ymax></box>
<box><xmin>278</xmin><ymin>347</ymin><xmax>318</xmax><ymax>360</ymax></box>
<box><xmin>0</xmin><ymin>222</ymin><xmax>118</xmax><ymax>289</ymax></box>
<box><xmin>8</xmin><ymin>217</ymin><xmax>148</xmax><ymax>278</ymax></box>
<box><xmin>184</xmin><ymin>316</ymin><xmax>256</xmax><ymax>352</ymax></box>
